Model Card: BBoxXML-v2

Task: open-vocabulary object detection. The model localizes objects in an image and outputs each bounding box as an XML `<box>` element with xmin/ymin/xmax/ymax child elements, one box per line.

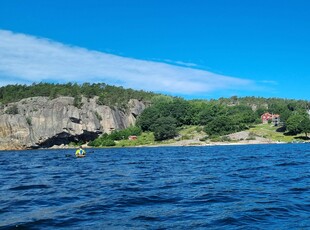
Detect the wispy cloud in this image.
<box><xmin>160</xmin><ymin>59</ymin><xmax>198</xmax><ymax>67</ymax></box>
<box><xmin>0</xmin><ymin>29</ymin><xmax>261</xmax><ymax>96</ymax></box>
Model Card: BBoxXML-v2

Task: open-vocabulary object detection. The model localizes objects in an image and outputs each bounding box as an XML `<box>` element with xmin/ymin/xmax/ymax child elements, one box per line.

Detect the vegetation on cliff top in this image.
<box><xmin>0</xmin><ymin>82</ymin><xmax>156</xmax><ymax>108</ymax></box>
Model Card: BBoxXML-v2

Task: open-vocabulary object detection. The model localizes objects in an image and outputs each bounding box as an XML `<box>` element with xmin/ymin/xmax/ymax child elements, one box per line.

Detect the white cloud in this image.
<box><xmin>0</xmin><ymin>29</ymin><xmax>257</xmax><ymax>95</ymax></box>
<box><xmin>161</xmin><ymin>59</ymin><xmax>198</xmax><ymax>67</ymax></box>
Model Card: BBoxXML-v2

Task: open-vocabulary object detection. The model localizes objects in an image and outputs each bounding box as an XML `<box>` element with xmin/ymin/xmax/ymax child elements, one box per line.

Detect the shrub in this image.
<box><xmin>26</xmin><ymin>117</ymin><xmax>32</xmax><ymax>126</ymax></box>
<box><xmin>94</xmin><ymin>111</ymin><xmax>102</xmax><ymax>121</ymax></box>
<box><xmin>199</xmin><ymin>136</ymin><xmax>209</xmax><ymax>141</ymax></box>
<box><xmin>109</xmin><ymin>126</ymin><xmax>142</xmax><ymax>140</ymax></box>
<box><xmin>221</xmin><ymin>136</ymin><xmax>231</xmax><ymax>142</ymax></box>
<box><xmin>88</xmin><ymin>135</ymin><xmax>115</xmax><ymax>147</ymax></box>
<box><xmin>5</xmin><ymin>105</ymin><xmax>18</xmax><ymax>115</ymax></box>
<box><xmin>73</xmin><ymin>95</ymin><xmax>83</xmax><ymax>108</ymax></box>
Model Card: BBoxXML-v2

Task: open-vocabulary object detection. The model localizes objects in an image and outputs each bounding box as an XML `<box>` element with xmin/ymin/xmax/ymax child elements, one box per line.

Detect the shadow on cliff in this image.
<box><xmin>36</xmin><ymin>130</ymin><xmax>102</xmax><ymax>148</ymax></box>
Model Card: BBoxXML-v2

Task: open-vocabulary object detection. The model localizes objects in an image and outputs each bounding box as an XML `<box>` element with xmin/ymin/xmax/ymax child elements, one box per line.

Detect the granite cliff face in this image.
<box><xmin>0</xmin><ymin>96</ymin><xmax>146</xmax><ymax>150</ymax></box>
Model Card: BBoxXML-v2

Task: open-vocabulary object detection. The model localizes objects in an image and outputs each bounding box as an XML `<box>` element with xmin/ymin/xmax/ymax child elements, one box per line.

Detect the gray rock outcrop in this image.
<box><xmin>0</xmin><ymin>96</ymin><xmax>146</xmax><ymax>150</ymax></box>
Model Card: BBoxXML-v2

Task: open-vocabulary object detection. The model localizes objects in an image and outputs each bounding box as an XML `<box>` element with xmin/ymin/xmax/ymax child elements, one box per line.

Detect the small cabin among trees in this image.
<box><xmin>261</xmin><ymin>112</ymin><xmax>280</xmax><ymax>126</ymax></box>
<box><xmin>128</xmin><ymin>135</ymin><xmax>137</xmax><ymax>140</ymax></box>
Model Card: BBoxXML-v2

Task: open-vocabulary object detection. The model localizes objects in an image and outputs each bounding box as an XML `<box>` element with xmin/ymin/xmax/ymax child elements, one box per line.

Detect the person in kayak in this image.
<box><xmin>75</xmin><ymin>146</ymin><xmax>86</xmax><ymax>156</ymax></box>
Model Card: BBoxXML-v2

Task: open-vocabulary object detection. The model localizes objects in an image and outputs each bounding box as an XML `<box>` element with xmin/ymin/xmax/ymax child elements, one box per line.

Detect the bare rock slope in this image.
<box><xmin>0</xmin><ymin>97</ymin><xmax>145</xmax><ymax>150</ymax></box>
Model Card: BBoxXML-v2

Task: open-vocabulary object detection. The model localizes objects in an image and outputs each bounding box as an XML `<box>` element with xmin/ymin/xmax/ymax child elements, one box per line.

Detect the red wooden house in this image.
<box><xmin>261</xmin><ymin>112</ymin><xmax>280</xmax><ymax>126</ymax></box>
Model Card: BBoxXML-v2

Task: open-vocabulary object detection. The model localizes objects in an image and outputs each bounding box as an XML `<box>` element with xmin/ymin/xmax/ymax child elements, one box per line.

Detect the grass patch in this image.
<box><xmin>115</xmin><ymin>132</ymin><xmax>156</xmax><ymax>147</ymax></box>
<box><xmin>178</xmin><ymin>125</ymin><xmax>206</xmax><ymax>140</ymax></box>
<box><xmin>178</xmin><ymin>125</ymin><xmax>204</xmax><ymax>135</ymax></box>
<box><xmin>249</xmin><ymin>123</ymin><xmax>306</xmax><ymax>142</ymax></box>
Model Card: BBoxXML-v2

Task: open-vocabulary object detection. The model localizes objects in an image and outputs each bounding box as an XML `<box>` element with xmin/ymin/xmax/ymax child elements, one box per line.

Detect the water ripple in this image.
<box><xmin>0</xmin><ymin>144</ymin><xmax>309</xmax><ymax>229</ymax></box>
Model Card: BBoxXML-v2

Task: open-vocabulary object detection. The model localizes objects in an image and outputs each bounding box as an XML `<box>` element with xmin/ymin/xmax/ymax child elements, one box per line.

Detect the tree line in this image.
<box><xmin>0</xmin><ymin>82</ymin><xmax>156</xmax><ymax>108</ymax></box>
<box><xmin>137</xmin><ymin>95</ymin><xmax>310</xmax><ymax>140</ymax></box>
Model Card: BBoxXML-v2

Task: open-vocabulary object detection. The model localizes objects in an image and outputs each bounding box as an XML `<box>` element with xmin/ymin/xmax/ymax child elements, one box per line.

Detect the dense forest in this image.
<box><xmin>0</xmin><ymin>82</ymin><xmax>156</xmax><ymax>108</ymax></box>
<box><xmin>137</xmin><ymin>95</ymin><xmax>310</xmax><ymax>140</ymax></box>
<box><xmin>1</xmin><ymin>83</ymin><xmax>310</xmax><ymax>145</ymax></box>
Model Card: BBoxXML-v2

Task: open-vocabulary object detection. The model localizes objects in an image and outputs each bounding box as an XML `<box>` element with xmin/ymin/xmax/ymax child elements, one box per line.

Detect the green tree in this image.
<box><xmin>151</xmin><ymin>95</ymin><xmax>173</xmax><ymax>105</ymax></box>
<box><xmin>299</xmin><ymin>116</ymin><xmax>310</xmax><ymax>137</ymax></box>
<box><xmin>195</xmin><ymin>103</ymin><xmax>226</xmax><ymax>126</ymax></box>
<box><xmin>279</xmin><ymin>110</ymin><xmax>292</xmax><ymax>123</ymax></box>
<box><xmin>204</xmin><ymin>115</ymin><xmax>238</xmax><ymax>136</ymax></box>
<box><xmin>227</xmin><ymin>105</ymin><xmax>256</xmax><ymax>125</ymax></box>
<box><xmin>49</xmin><ymin>88</ymin><xmax>57</xmax><ymax>99</ymax></box>
<box><xmin>169</xmin><ymin>98</ymin><xmax>192</xmax><ymax>126</ymax></box>
<box><xmin>73</xmin><ymin>95</ymin><xmax>83</xmax><ymax>108</ymax></box>
<box><xmin>188</xmin><ymin>100</ymin><xmax>208</xmax><ymax>125</ymax></box>
<box><xmin>136</xmin><ymin>106</ymin><xmax>160</xmax><ymax>131</ymax></box>
<box><xmin>286</xmin><ymin>113</ymin><xmax>304</xmax><ymax>135</ymax></box>
<box><xmin>153</xmin><ymin>117</ymin><xmax>177</xmax><ymax>141</ymax></box>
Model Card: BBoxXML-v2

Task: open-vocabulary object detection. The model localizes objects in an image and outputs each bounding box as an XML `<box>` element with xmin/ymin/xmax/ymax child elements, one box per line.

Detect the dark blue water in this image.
<box><xmin>0</xmin><ymin>144</ymin><xmax>309</xmax><ymax>229</ymax></box>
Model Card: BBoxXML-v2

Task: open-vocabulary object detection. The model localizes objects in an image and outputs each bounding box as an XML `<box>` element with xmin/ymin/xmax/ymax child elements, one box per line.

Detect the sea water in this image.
<box><xmin>0</xmin><ymin>144</ymin><xmax>309</xmax><ymax>229</ymax></box>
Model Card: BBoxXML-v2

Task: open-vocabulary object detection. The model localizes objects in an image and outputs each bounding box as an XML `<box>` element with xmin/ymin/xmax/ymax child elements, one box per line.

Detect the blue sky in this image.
<box><xmin>0</xmin><ymin>0</ymin><xmax>309</xmax><ymax>100</ymax></box>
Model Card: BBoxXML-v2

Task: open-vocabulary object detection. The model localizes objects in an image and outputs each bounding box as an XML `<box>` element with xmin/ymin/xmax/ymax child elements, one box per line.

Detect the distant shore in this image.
<box><xmin>49</xmin><ymin>138</ymin><xmax>290</xmax><ymax>150</ymax></box>
<box><xmin>137</xmin><ymin>139</ymin><xmax>287</xmax><ymax>148</ymax></box>
<box><xmin>0</xmin><ymin>141</ymin><xmax>304</xmax><ymax>151</ymax></box>
<box><xmin>1</xmin><ymin>131</ymin><xmax>308</xmax><ymax>151</ymax></box>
